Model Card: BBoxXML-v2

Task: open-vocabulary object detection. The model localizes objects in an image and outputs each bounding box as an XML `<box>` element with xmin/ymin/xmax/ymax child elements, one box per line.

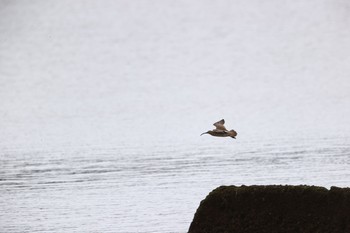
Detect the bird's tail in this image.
<box><xmin>228</xmin><ymin>130</ymin><xmax>237</xmax><ymax>138</ymax></box>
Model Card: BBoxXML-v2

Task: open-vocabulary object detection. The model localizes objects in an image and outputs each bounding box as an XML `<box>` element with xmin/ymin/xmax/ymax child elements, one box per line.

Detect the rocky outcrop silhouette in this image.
<box><xmin>189</xmin><ymin>185</ymin><xmax>350</xmax><ymax>233</ymax></box>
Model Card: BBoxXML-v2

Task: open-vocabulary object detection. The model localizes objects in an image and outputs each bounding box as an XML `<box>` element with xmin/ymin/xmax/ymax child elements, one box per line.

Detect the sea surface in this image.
<box><xmin>1</xmin><ymin>1</ymin><xmax>350</xmax><ymax>232</ymax></box>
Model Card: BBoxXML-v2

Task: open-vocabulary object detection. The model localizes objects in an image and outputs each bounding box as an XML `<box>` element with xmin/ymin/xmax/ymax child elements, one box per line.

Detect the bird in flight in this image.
<box><xmin>200</xmin><ymin>119</ymin><xmax>237</xmax><ymax>139</ymax></box>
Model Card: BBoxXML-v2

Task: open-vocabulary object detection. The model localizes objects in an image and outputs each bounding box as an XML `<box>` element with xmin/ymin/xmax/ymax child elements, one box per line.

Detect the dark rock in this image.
<box><xmin>188</xmin><ymin>185</ymin><xmax>350</xmax><ymax>233</ymax></box>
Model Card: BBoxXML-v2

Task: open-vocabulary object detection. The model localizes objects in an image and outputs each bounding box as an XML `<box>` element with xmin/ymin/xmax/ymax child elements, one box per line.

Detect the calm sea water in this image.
<box><xmin>1</xmin><ymin>1</ymin><xmax>350</xmax><ymax>232</ymax></box>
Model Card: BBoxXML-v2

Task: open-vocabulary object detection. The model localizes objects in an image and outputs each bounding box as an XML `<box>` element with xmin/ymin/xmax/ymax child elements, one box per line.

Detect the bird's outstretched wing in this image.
<box><xmin>213</xmin><ymin>119</ymin><xmax>227</xmax><ymax>130</ymax></box>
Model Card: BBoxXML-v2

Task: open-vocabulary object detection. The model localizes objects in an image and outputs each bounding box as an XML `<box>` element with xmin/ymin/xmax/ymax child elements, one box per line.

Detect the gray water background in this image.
<box><xmin>1</xmin><ymin>1</ymin><xmax>350</xmax><ymax>232</ymax></box>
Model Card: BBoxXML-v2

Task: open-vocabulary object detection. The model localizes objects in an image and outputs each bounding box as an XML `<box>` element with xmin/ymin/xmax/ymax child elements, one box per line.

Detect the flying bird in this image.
<box><xmin>201</xmin><ymin>119</ymin><xmax>237</xmax><ymax>139</ymax></box>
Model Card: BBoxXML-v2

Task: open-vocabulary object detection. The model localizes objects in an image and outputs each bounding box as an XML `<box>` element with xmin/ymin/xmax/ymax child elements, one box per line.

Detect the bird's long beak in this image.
<box><xmin>200</xmin><ymin>132</ymin><xmax>207</xmax><ymax>136</ymax></box>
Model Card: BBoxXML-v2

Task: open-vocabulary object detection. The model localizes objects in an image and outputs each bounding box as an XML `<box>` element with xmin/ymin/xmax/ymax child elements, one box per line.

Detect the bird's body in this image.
<box><xmin>201</xmin><ymin>119</ymin><xmax>237</xmax><ymax>139</ymax></box>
